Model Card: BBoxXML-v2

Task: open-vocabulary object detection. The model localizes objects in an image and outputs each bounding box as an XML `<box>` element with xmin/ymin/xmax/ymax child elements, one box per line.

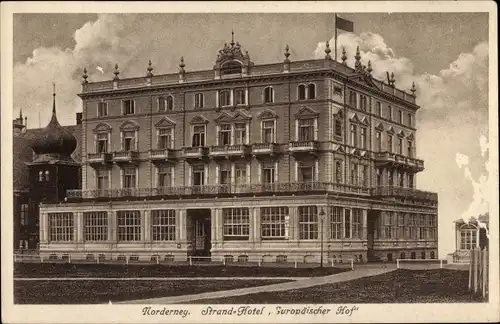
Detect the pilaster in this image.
<box><xmin>252</xmin><ymin>207</ymin><xmax>260</xmax><ymax>242</ymax></box>
<box><xmin>216</xmin><ymin>208</ymin><xmax>223</xmax><ymax>242</ymax></box>
<box><xmin>73</xmin><ymin>212</ymin><xmax>78</xmax><ymax>242</ymax></box>
<box><xmin>109</xmin><ymin>210</ymin><xmax>117</xmax><ymax>241</ymax></box>
<box><xmin>144</xmin><ymin>210</ymin><xmax>151</xmax><ymax>242</ymax></box>
<box><xmin>77</xmin><ymin>212</ymin><xmax>84</xmax><ymax>242</ymax></box>
<box><xmin>178</xmin><ymin>209</ymin><xmax>186</xmax><ymax>241</ymax></box>
<box><xmin>362</xmin><ymin>209</ymin><xmax>368</xmax><ymax>240</ymax></box>
<box><xmin>290</xmin><ymin>206</ymin><xmax>298</xmax><ymax>240</ymax></box>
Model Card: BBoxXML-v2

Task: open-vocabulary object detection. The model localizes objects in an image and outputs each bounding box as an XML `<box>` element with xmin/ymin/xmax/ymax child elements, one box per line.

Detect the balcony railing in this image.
<box><xmin>182</xmin><ymin>146</ymin><xmax>209</xmax><ymax>158</ymax></box>
<box><xmin>251</xmin><ymin>143</ymin><xmax>279</xmax><ymax>155</ymax></box>
<box><xmin>371</xmin><ymin>186</ymin><xmax>438</xmax><ymax>203</ymax></box>
<box><xmin>209</xmin><ymin>144</ymin><xmax>251</xmax><ymax>157</ymax></box>
<box><xmin>374</xmin><ymin>151</ymin><xmax>424</xmax><ymax>170</ymax></box>
<box><xmin>112</xmin><ymin>150</ymin><xmax>139</xmax><ymax>163</ymax></box>
<box><xmin>288</xmin><ymin>141</ymin><xmax>320</xmax><ymax>152</ymax></box>
<box><xmin>66</xmin><ymin>182</ymin><xmax>373</xmax><ymax>200</ymax></box>
<box><xmin>149</xmin><ymin>148</ymin><xmax>176</xmax><ymax>161</ymax></box>
<box><xmin>87</xmin><ymin>152</ymin><xmax>112</xmax><ymax>164</ymax></box>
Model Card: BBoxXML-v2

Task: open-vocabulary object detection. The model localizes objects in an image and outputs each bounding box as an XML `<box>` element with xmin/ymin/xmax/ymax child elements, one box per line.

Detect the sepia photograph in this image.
<box><xmin>1</xmin><ymin>1</ymin><xmax>498</xmax><ymax>323</ymax></box>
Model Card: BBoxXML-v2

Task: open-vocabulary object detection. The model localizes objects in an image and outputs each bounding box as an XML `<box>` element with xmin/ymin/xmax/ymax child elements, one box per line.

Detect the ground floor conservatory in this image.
<box><xmin>39</xmin><ymin>195</ymin><xmax>438</xmax><ymax>264</ymax></box>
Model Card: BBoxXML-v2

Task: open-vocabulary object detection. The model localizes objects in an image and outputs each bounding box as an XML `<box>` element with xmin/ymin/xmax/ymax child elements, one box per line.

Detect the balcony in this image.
<box><xmin>182</xmin><ymin>146</ymin><xmax>209</xmax><ymax>160</ymax></box>
<box><xmin>66</xmin><ymin>182</ymin><xmax>372</xmax><ymax>201</ymax></box>
<box><xmin>371</xmin><ymin>186</ymin><xmax>438</xmax><ymax>203</ymax></box>
<box><xmin>374</xmin><ymin>151</ymin><xmax>424</xmax><ymax>171</ymax></box>
<box><xmin>288</xmin><ymin>141</ymin><xmax>320</xmax><ymax>155</ymax></box>
<box><xmin>112</xmin><ymin>150</ymin><xmax>139</xmax><ymax>164</ymax></box>
<box><xmin>209</xmin><ymin>144</ymin><xmax>251</xmax><ymax>159</ymax></box>
<box><xmin>251</xmin><ymin>143</ymin><xmax>279</xmax><ymax>157</ymax></box>
<box><xmin>149</xmin><ymin>148</ymin><xmax>176</xmax><ymax>164</ymax></box>
<box><xmin>87</xmin><ymin>152</ymin><xmax>112</xmax><ymax>166</ymax></box>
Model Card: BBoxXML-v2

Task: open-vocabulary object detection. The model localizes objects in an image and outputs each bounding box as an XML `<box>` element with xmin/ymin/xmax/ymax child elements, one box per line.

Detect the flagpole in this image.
<box><xmin>334</xmin><ymin>14</ymin><xmax>338</xmax><ymax>61</ymax></box>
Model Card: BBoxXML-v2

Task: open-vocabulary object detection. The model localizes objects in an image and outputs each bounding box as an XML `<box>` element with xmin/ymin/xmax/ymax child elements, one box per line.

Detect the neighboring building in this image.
<box><xmin>38</xmin><ymin>37</ymin><xmax>438</xmax><ymax>263</ymax></box>
<box><xmin>448</xmin><ymin>213</ymin><xmax>489</xmax><ymax>264</ymax></box>
<box><xmin>13</xmin><ymin>103</ymin><xmax>82</xmax><ymax>251</ymax></box>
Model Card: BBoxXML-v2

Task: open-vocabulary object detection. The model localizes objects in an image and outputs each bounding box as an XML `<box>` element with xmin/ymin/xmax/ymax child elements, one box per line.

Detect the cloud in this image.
<box><xmin>315</xmin><ymin>32</ymin><xmax>489</xmax><ymax>257</ymax></box>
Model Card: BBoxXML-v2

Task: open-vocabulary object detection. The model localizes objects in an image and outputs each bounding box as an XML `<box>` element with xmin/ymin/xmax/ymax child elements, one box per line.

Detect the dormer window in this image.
<box><xmin>221</xmin><ymin>61</ymin><xmax>242</xmax><ymax>76</ymax></box>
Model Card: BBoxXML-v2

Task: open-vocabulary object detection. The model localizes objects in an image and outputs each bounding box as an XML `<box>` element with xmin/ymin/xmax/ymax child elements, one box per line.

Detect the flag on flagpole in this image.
<box><xmin>336</xmin><ymin>15</ymin><xmax>354</xmax><ymax>32</ymax></box>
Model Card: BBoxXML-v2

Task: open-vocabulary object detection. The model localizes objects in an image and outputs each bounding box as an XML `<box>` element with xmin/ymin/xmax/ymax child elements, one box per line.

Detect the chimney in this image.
<box><xmin>76</xmin><ymin>112</ymin><xmax>83</xmax><ymax>125</ymax></box>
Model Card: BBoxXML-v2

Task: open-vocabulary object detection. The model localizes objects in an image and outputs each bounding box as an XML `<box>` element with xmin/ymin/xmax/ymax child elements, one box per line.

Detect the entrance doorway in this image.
<box><xmin>367</xmin><ymin>210</ymin><xmax>379</xmax><ymax>261</ymax></box>
<box><xmin>187</xmin><ymin>209</ymin><xmax>211</xmax><ymax>256</ymax></box>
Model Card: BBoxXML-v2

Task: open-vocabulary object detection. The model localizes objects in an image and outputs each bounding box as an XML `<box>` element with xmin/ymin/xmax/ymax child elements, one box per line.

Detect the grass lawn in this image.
<box><xmin>14</xmin><ymin>279</ymin><xmax>290</xmax><ymax>304</ymax></box>
<box><xmin>14</xmin><ymin>263</ymin><xmax>348</xmax><ymax>278</ymax></box>
<box><xmin>190</xmin><ymin>269</ymin><xmax>486</xmax><ymax>304</ymax></box>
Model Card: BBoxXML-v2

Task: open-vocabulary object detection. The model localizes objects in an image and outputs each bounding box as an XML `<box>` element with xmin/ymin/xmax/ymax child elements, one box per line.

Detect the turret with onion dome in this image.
<box><xmin>29</xmin><ymin>83</ymin><xmax>78</xmax><ymax>164</ymax></box>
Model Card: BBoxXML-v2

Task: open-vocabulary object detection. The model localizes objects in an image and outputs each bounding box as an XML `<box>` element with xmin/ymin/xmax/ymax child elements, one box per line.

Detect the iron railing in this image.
<box><xmin>371</xmin><ymin>186</ymin><xmax>438</xmax><ymax>202</ymax></box>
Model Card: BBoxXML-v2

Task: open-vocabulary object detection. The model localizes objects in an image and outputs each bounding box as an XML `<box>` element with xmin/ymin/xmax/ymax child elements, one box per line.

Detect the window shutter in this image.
<box><xmin>120</xmin><ymin>168</ymin><xmax>123</xmax><ymax>189</ymax></box>
<box><xmin>135</xmin><ymin>130</ymin><xmax>138</xmax><ymax>151</ymax></box>
<box><xmin>135</xmin><ymin>167</ymin><xmax>139</xmax><ymax>188</ymax></box>
<box><xmin>120</xmin><ymin>131</ymin><xmax>123</xmax><ymax>151</ymax></box>
<box><xmin>216</xmin><ymin>90</ymin><xmax>219</xmax><ymax>108</ymax></box>
<box><xmin>154</xmin><ymin>166</ymin><xmax>159</xmax><ymax>187</ymax></box>
<box><xmin>245</xmin><ymin>122</ymin><xmax>250</xmax><ymax>144</ymax></box>
<box><xmin>93</xmin><ymin>134</ymin><xmax>97</xmax><ymax>152</ymax></box>
<box><xmin>188</xmin><ymin>166</ymin><xmax>192</xmax><ymax>186</ymax></box>
<box><xmin>295</xmin><ymin>161</ymin><xmax>298</xmax><ymax>182</ymax></box>
<box><xmin>170</xmin><ymin>166</ymin><xmax>175</xmax><ymax>187</ymax></box>
<box><xmin>246</xmin><ymin>163</ymin><xmax>251</xmax><ymax>184</ymax></box>
<box><xmin>245</xmin><ymin>88</ymin><xmax>249</xmax><ymax>105</ymax></box>
<box><xmin>171</xmin><ymin>128</ymin><xmax>175</xmax><ymax>149</ymax></box>
<box><xmin>215</xmin><ymin>125</ymin><xmax>220</xmax><ymax>146</ymax></box>
<box><xmin>314</xmin><ymin>118</ymin><xmax>318</xmax><ymax>141</ymax></box>
<box><xmin>275</xmin><ymin>161</ymin><xmax>279</xmax><ymax>182</ymax></box>
<box><xmin>121</xmin><ymin>100</ymin><xmax>124</xmax><ymax>115</ymax></box>
<box><xmin>273</xmin><ymin>119</ymin><xmax>277</xmax><ymax>143</ymax></box>
<box><xmin>204</xmin><ymin>164</ymin><xmax>208</xmax><ymax>185</ymax></box>
<box><xmin>107</xmin><ymin>132</ymin><xmax>111</xmax><ymax>152</ymax></box>
<box><xmin>108</xmin><ymin>169</ymin><xmax>111</xmax><ymax>189</ymax></box>
<box><xmin>257</xmin><ymin>162</ymin><xmax>262</xmax><ymax>183</ymax></box>
<box><xmin>230</xmin><ymin>89</ymin><xmax>234</xmax><ymax>106</ymax></box>
<box><xmin>295</xmin><ymin>119</ymin><xmax>299</xmax><ymax>142</ymax></box>
<box><xmin>315</xmin><ymin>160</ymin><xmax>319</xmax><ymax>182</ymax></box>
<box><xmin>156</xmin><ymin>129</ymin><xmax>159</xmax><ymax>148</ymax></box>
<box><xmin>215</xmin><ymin>164</ymin><xmax>219</xmax><ymax>184</ymax></box>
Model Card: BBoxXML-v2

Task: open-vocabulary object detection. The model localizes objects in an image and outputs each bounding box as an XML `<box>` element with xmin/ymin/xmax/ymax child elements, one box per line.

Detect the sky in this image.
<box><xmin>12</xmin><ymin>13</ymin><xmax>490</xmax><ymax>257</ymax></box>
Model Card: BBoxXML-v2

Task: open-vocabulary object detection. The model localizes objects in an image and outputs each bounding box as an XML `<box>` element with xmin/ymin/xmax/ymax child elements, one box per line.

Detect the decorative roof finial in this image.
<box><xmin>390</xmin><ymin>72</ymin><xmax>396</xmax><ymax>86</ymax></box>
<box><xmin>82</xmin><ymin>68</ymin><xmax>89</xmax><ymax>85</ymax></box>
<box><xmin>354</xmin><ymin>46</ymin><xmax>362</xmax><ymax>72</ymax></box>
<box><xmin>411</xmin><ymin>81</ymin><xmax>417</xmax><ymax>95</ymax></box>
<box><xmin>147</xmin><ymin>60</ymin><xmax>153</xmax><ymax>77</ymax></box>
<box><xmin>324</xmin><ymin>41</ymin><xmax>332</xmax><ymax>60</ymax></box>
<box><xmin>113</xmin><ymin>64</ymin><xmax>120</xmax><ymax>81</ymax></box>
<box><xmin>19</xmin><ymin>108</ymin><xmax>23</xmax><ymax>120</ymax></box>
<box><xmin>355</xmin><ymin>46</ymin><xmax>361</xmax><ymax>61</ymax></box>
<box><xmin>52</xmin><ymin>82</ymin><xmax>56</xmax><ymax>115</ymax></box>
<box><xmin>367</xmin><ymin>60</ymin><xmax>372</xmax><ymax>74</ymax></box>
<box><xmin>179</xmin><ymin>56</ymin><xmax>185</xmax><ymax>72</ymax></box>
<box><xmin>231</xmin><ymin>29</ymin><xmax>235</xmax><ymax>46</ymax></box>
<box><xmin>284</xmin><ymin>44</ymin><xmax>290</xmax><ymax>63</ymax></box>
<box><xmin>341</xmin><ymin>47</ymin><xmax>347</xmax><ymax>64</ymax></box>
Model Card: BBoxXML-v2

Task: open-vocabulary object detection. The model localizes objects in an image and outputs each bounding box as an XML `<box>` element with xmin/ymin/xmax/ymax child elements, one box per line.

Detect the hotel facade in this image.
<box><xmin>38</xmin><ymin>38</ymin><xmax>438</xmax><ymax>263</ymax></box>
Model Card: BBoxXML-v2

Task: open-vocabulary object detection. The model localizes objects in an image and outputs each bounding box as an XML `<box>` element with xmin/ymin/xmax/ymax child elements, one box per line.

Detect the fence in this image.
<box><xmin>469</xmin><ymin>247</ymin><xmax>488</xmax><ymax>298</ymax></box>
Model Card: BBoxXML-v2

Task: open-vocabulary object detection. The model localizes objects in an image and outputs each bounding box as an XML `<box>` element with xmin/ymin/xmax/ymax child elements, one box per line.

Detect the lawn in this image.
<box><xmin>190</xmin><ymin>269</ymin><xmax>486</xmax><ymax>304</ymax></box>
<box><xmin>14</xmin><ymin>262</ymin><xmax>348</xmax><ymax>278</ymax></box>
<box><xmin>14</xmin><ymin>279</ymin><xmax>290</xmax><ymax>304</ymax></box>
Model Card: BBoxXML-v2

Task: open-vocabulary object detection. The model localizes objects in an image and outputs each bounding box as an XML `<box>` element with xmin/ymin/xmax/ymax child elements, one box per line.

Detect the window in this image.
<box><xmin>407</xmin><ymin>140</ymin><xmax>413</xmax><ymax>157</ymax></box>
<box><xmin>298</xmin><ymin>85</ymin><xmax>306</xmax><ymax>101</ymax></box>
<box><xmin>194</xmin><ymin>93</ymin><xmax>204</xmax><ymax>109</ymax></box>
<box><xmin>335</xmin><ymin>161</ymin><xmax>343</xmax><ymax>183</ymax></box>
<box><xmin>264</xmin><ymin>87</ymin><xmax>274</xmax><ymax>103</ymax></box>
<box><xmin>262</xmin><ymin>120</ymin><xmax>275</xmax><ymax>143</ymax></box>
<box><xmin>376</xmin><ymin>102</ymin><xmax>382</xmax><ymax>116</ymax></box>
<box><xmin>117</xmin><ymin>210</ymin><xmax>141</xmax><ymax>241</ymax></box>
<box><xmin>122</xmin><ymin>131</ymin><xmax>136</xmax><ymax>151</ymax></box>
<box><xmin>376</xmin><ymin>169</ymin><xmax>382</xmax><ymax>186</ymax></box>
<box><xmin>123</xmin><ymin>100</ymin><xmax>135</xmax><ymax>115</ymax></box>
<box><xmin>359</xmin><ymin>95</ymin><xmax>367</xmax><ymax>111</ymax></box>
<box><xmin>218</xmin><ymin>124</ymin><xmax>231</xmax><ymax>145</ymax></box>
<box><xmin>307</xmin><ymin>84</ymin><xmax>316</xmax><ymax>100</ymax></box>
<box><xmin>399</xmin><ymin>110</ymin><xmax>403</xmax><ymax>124</ymax></box>
<box><xmin>360</xmin><ymin>127</ymin><xmax>367</xmax><ymax>149</ymax></box>
<box><xmin>96</xmin><ymin>133</ymin><xmax>108</xmax><ymax>153</ymax></box>
<box><xmin>84</xmin><ymin>211</ymin><xmax>108</xmax><ymax>241</ymax></box>
<box><xmin>388</xmin><ymin>170</ymin><xmax>394</xmax><ymax>186</ymax></box>
<box><xmin>349</xmin><ymin>91</ymin><xmax>357</xmax><ymax>107</ymax></box>
<box><xmin>344</xmin><ymin>209</ymin><xmax>351</xmax><ymax>239</ymax></box>
<box><xmin>45</xmin><ymin>170</ymin><xmax>50</xmax><ymax>181</ymax></box>
<box><xmin>408</xmin><ymin>113</ymin><xmax>413</xmax><ymax>127</ymax></box>
<box><xmin>261</xmin><ymin>207</ymin><xmax>289</xmax><ymax>239</ymax></box>
<box><xmin>97</xmin><ymin>102</ymin><xmax>108</xmax><ymax>117</ymax></box>
<box><xmin>48</xmin><ymin>212</ymin><xmax>74</xmax><ymax>242</ymax></box>
<box><xmin>165</xmin><ymin>96</ymin><xmax>174</xmax><ymax>111</ymax></box>
<box><xmin>350</xmin><ymin>124</ymin><xmax>357</xmax><ymax>146</ymax></box>
<box><xmin>387</xmin><ymin>134</ymin><xmax>393</xmax><ymax>153</ymax></box>
<box><xmin>96</xmin><ymin>169</ymin><xmax>109</xmax><ymax>190</ymax></box>
<box><xmin>298</xmin><ymin>161</ymin><xmax>315</xmax><ymax>182</ymax></box>
<box><xmin>192</xmin><ymin>125</ymin><xmax>206</xmax><ymax>147</ymax></box>
<box><xmin>218</xmin><ymin>163</ymin><xmax>231</xmax><ymax>185</ymax></box>
<box><xmin>38</xmin><ymin>171</ymin><xmax>43</xmax><ymax>182</ymax></box>
<box><xmin>234</xmin><ymin>123</ymin><xmax>247</xmax><ymax>144</ymax></box>
<box><xmin>299</xmin><ymin>206</ymin><xmax>318</xmax><ymax>240</ymax></box>
<box><xmin>460</xmin><ymin>227</ymin><xmax>477</xmax><ymax>250</ymax></box>
<box><xmin>408</xmin><ymin>173</ymin><xmax>414</xmax><ymax>188</ymax></box>
<box><xmin>158</xmin><ymin>128</ymin><xmax>173</xmax><ymax>149</ymax></box>
<box><xmin>352</xmin><ymin>209</ymin><xmax>362</xmax><ymax>239</ymax></box>
<box><xmin>122</xmin><ymin>167</ymin><xmax>136</xmax><ymax>188</ymax></box>
<box><xmin>419</xmin><ymin>214</ymin><xmax>427</xmax><ymax>240</ymax></box>
<box><xmin>350</xmin><ymin>163</ymin><xmax>358</xmax><ymax>186</ymax></box>
<box><xmin>261</xmin><ymin>162</ymin><xmax>276</xmax><ymax>184</ymax></box>
<box><xmin>223</xmin><ymin>208</ymin><xmax>249</xmax><ymax>240</ymax></box>
<box><xmin>235</xmin><ymin>88</ymin><xmax>246</xmax><ymax>105</ymax></box>
<box><xmin>221</xmin><ymin>61</ymin><xmax>242</xmax><ymax>75</ymax></box>
<box><xmin>219</xmin><ymin>90</ymin><xmax>231</xmax><ymax>107</ymax></box>
<box><xmin>20</xmin><ymin>204</ymin><xmax>29</xmax><ymax>226</ymax></box>
<box><xmin>398</xmin><ymin>213</ymin><xmax>405</xmax><ymax>238</ymax></box>
<box><xmin>298</xmin><ymin>118</ymin><xmax>315</xmax><ymax>141</ymax></box>
<box><xmin>387</xmin><ymin>105</ymin><xmax>392</xmax><ymax>120</ymax></box>
<box><xmin>334</xmin><ymin>117</ymin><xmax>342</xmax><ymax>138</ymax></box>
<box><xmin>398</xmin><ymin>137</ymin><xmax>403</xmax><ymax>155</ymax></box>
<box><xmin>329</xmin><ymin>206</ymin><xmax>343</xmax><ymax>239</ymax></box>
<box><xmin>361</xmin><ymin>165</ymin><xmax>368</xmax><ymax>187</ymax></box>
<box><xmin>234</xmin><ymin>163</ymin><xmax>247</xmax><ymax>185</ymax></box>
<box><xmin>157</xmin><ymin>165</ymin><xmax>172</xmax><ymax>187</ymax></box>
<box><xmin>192</xmin><ymin>165</ymin><xmax>205</xmax><ymax>186</ymax></box>
<box><xmin>398</xmin><ymin>171</ymin><xmax>404</xmax><ymax>187</ymax></box>
<box><xmin>376</xmin><ymin>131</ymin><xmax>382</xmax><ymax>151</ymax></box>
<box><xmin>152</xmin><ymin>210</ymin><xmax>176</xmax><ymax>241</ymax></box>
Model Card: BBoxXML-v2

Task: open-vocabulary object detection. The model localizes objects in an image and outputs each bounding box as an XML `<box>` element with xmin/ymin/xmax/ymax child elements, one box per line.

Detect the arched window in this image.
<box><xmin>38</xmin><ymin>171</ymin><xmax>43</xmax><ymax>182</ymax></box>
<box><xmin>298</xmin><ymin>85</ymin><xmax>306</xmax><ymax>101</ymax></box>
<box><xmin>45</xmin><ymin>170</ymin><xmax>50</xmax><ymax>181</ymax></box>
<box><xmin>308</xmin><ymin>84</ymin><xmax>316</xmax><ymax>100</ymax></box>
<box><xmin>221</xmin><ymin>61</ymin><xmax>242</xmax><ymax>75</ymax></box>
<box><xmin>264</xmin><ymin>87</ymin><xmax>274</xmax><ymax>103</ymax></box>
<box><xmin>165</xmin><ymin>96</ymin><xmax>174</xmax><ymax>111</ymax></box>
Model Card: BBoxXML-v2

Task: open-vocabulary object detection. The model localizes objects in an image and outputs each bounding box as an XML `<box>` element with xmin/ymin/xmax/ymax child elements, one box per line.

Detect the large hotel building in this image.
<box><xmin>38</xmin><ymin>37</ymin><xmax>438</xmax><ymax>263</ymax></box>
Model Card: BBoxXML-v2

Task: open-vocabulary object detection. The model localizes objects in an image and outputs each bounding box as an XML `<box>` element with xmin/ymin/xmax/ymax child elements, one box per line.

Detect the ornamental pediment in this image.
<box><xmin>92</xmin><ymin>122</ymin><xmax>112</xmax><ymax>133</ymax></box>
<box><xmin>233</xmin><ymin>111</ymin><xmax>252</xmax><ymax>121</ymax></box>
<box><xmin>296</xmin><ymin>106</ymin><xmax>319</xmax><ymax>119</ymax></box>
<box><xmin>214</xmin><ymin>112</ymin><xmax>233</xmax><ymax>124</ymax></box>
<box><xmin>119</xmin><ymin>120</ymin><xmax>140</xmax><ymax>131</ymax></box>
<box><xmin>258</xmin><ymin>109</ymin><xmax>278</xmax><ymax>120</ymax></box>
<box><xmin>190</xmin><ymin>115</ymin><xmax>209</xmax><ymax>125</ymax></box>
<box><xmin>155</xmin><ymin>117</ymin><xmax>176</xmax><ymax>128</ymax></box>
<box><xmin>375</xmin><ymin>122</ymin><xmax>384</xmax><ymax>131</ymax></box>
